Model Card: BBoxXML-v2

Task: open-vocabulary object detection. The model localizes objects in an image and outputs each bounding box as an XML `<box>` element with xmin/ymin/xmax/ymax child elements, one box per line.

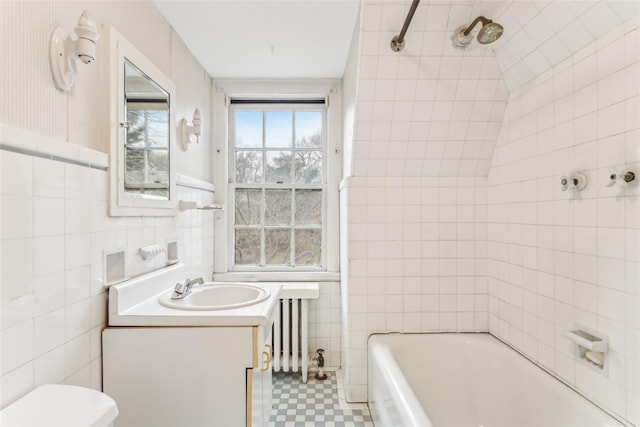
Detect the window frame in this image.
<box><xmin>229</xmin><ymin>102</ymin><xmax>327</xmax><ymax>271</ymax></box>
<box><xmin>212</xmin><ymin>80</ymin><xmax>342</xmax><ymax>281</ymax></box>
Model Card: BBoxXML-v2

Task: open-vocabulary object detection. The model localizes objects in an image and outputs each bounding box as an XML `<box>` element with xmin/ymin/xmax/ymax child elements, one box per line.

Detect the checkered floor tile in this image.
<box><xmin>270</xmin><ymin>372</ymin><xmax>373</xmax><ymax>427</ymax></box>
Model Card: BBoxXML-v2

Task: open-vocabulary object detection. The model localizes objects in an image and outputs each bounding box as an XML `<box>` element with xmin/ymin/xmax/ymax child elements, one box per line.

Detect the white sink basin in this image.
<box><xmin>158</xmin><ymin>283</ymin><xmax>270</xmax><ymax>311</ymax></box>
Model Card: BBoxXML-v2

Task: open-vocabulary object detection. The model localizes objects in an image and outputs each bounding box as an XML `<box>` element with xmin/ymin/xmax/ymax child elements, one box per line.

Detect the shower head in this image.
<box><xmin>452</xmin><ymin>16</ymin><xmax>503</xmax><ymax>48</ymax></box>
<box><xmin>477</xmin><ymin>21</ymin><xmax>504</xmax><ymax>44</ymax></box>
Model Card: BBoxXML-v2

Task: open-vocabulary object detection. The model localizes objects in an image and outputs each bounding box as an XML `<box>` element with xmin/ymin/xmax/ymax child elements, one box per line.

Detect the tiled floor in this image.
<box><xmin>270</xmin><ymin>371</ymin><xmax>373</xmax><ymax>427</ymax></box>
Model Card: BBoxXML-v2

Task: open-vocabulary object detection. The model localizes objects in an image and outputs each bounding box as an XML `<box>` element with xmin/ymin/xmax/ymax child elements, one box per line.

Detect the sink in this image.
<box><xmin>158</xmin><ymin>283</ymin><xmax>270</xmax><ymax>311</ymax></box>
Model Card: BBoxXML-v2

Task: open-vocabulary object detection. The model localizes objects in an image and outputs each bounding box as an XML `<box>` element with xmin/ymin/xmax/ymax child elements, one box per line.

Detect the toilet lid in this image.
<box><xmin>0</xmin><ymin>384</ymin><xmax>118</xmax><ymax>427</ymax></box>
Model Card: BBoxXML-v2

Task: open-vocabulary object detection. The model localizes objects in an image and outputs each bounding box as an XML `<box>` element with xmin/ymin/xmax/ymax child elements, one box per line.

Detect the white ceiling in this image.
<box><xmin>153</xmin><ymin>0</ymin><xmax>361</xmax><ymax>79</ymax></box>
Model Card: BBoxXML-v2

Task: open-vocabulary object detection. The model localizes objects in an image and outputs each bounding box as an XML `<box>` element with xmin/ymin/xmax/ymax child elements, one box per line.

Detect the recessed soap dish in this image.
<box><xmin>563</xmin><ymin>327</ymin><xmax>608</xmax><ymax>371</ymax></box>
<box><xmin>103</xmin><ymin>248</ymin><xmax>128</xmax><ymax>288</ymax></box>
<box><xmin>166</xmin><ymin>239</ymin><xmax>178</xmax><ymax>265</ymax></box>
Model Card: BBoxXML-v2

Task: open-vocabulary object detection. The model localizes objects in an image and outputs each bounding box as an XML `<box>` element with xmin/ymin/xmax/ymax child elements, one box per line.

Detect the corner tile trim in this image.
<box><xmin>0</xmin><ymin>143</ymin><xmax>108</xmax><ymax>171</ymax></box>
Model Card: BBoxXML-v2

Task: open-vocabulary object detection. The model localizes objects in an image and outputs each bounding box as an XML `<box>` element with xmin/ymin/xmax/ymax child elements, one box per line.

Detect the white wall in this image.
<box><xmin>342</xmin><ymin>12</ymin><xmax>361</xmax><ymax>178</ymax></box>
<box><xmin>487</xmin><ymin>17</ymin><xmax>640</xmax><ymax>425</ymax></box>
<box><xmin>0</xmin><ymin>0</ymin><xmax>215</xmax><ymax>409</ymax></box>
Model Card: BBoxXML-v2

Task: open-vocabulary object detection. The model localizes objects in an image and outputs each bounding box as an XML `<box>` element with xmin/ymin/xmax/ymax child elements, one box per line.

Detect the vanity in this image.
<box><xmin>101</xmin><ymin>24</ymin><xmax>276</xmax><ymax>427</ymax></box>
<box><xmin>103</xmin><ymin>263</ymin><xmax>280</xmax><ymax>427</ymax></box>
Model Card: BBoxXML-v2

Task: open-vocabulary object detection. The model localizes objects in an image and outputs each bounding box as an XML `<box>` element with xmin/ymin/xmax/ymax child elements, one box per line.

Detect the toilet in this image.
<box><xmin>0</xmin><ymin>384</ymin><xmax>118</xmax><ymax>426</ymax></box>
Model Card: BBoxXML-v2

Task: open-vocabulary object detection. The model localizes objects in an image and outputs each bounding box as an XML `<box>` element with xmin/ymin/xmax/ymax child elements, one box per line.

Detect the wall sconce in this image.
<box><xmin>49</xmin><ymin>10</ymin><xmax>100</xmax><ymax>92</ymax></box>
<box><xmin>180</xmin><ymin>108</ymin><xmax>202</xmax><ymax>151</ymax></box>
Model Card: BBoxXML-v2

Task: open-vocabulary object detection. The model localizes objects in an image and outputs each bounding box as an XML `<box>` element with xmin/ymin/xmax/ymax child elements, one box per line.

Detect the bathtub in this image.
<box><xmin>368</xmin><ymin>333</ymin><xmax>623</xmax><ymax>427</ymax></box>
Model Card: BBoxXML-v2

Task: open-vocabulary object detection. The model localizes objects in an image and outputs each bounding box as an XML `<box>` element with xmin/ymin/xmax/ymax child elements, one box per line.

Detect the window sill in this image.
<box><xmin>212</xmin><ymin>271</ymin><xmax>340</xmax><ymax>283</ymax></box>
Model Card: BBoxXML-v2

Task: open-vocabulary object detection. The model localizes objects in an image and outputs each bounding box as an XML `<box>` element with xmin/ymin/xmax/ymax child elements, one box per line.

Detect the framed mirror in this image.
<box><xmin>108</xmin><ymin>26</ymin><xmax>176</xmax><ymax>216</ymax></box>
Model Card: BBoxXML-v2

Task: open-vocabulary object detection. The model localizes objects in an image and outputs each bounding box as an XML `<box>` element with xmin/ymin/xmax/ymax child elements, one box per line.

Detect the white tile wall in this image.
<box><xmin>0</xmin><ymin>147</ymin><xmax>215</xmax><ymax>409</ymax></box>
<box><xmin>341</xmin><ymin>175</ymin><xmax>488</xmax><ymax>402</ymax></box>
<box><xmin>352</xmin><ymin>1</ymin><xmax>509</xmax><ymax>177</ymax></box>
<box><xmin>493</xmin><ymin>0</ymin><xmax>639</xmax><ymax>91</ymax></box>
<box><xmin>308</xmin><ymin>282</ymin><xmax>342</xmax><ymax>369</ymax></box>
<box><xmin>487</xmin><ymin>18</ymin><xmax>640</xmax><ymax>425</ymax></box>
<box><xmin>341</xmin><ymin>2</ymin><xmax>639</xmax><ymax>416</ymax></box>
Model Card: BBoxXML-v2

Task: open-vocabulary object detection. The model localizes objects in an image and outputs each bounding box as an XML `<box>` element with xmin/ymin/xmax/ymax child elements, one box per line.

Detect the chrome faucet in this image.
<box><xmin>170</xmin><ymin>277</ymin><xmax>204</xmax><ymax>300</ymax></box>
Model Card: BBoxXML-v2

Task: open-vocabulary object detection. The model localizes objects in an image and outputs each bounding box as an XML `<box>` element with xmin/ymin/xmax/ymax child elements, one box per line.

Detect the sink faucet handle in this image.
<box><xmin>174</xmin><ymin>280</ymin><xmax>188</xmax><ymax>294</ymax></box>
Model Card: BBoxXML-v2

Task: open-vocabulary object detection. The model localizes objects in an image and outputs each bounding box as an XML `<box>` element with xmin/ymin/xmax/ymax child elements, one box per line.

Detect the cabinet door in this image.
<box><xmin>249</xmin><ymin>327</ymin><xmax>273</xmax><ymax>426</ymax></box>
<box><xmin>104</xmin><ymin>327</ymin><xmax>253</xmax><ymax>427</ymax></box>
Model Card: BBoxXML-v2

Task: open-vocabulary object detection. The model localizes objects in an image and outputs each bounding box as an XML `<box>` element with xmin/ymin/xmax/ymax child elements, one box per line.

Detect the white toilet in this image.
<box><xmin>0</xmin><ymin>384</ymin><xmax>118</xmax><ymax>426</ymax></box>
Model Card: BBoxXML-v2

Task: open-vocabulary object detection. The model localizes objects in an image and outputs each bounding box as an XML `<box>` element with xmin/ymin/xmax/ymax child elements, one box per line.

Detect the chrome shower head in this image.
<box><xmin>452</xmin><ymin>16</ymin><xmax>503</xmax><ymax>48</ymax></box>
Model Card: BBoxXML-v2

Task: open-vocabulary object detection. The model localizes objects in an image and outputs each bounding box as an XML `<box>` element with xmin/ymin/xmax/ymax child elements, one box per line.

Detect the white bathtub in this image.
<box><xmin>368</xmin><ymin>333</ymin><xmax>623</xmax><ymax>427</ymax></box>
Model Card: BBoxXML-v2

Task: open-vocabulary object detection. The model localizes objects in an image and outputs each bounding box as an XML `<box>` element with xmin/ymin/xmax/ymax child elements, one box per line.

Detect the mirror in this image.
<box><xmin>108</xmin><ymin>26</ymin><xmax>176</xmax><ymax>216</ymax></box>
<box><xmin>124</xmin><ymin>61</ymin><xmax>170</xmax><ymax>199</ymax></box>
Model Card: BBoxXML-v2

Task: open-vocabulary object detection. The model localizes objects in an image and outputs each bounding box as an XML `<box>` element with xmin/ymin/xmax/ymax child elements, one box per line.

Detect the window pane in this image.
<box><xmin>265</xmin><ymin>190</ymin><xmax>291</xmax><ymax>225</ymax></box>
<box><xmin>295</xmin><ymin>151</ymin><xmax>322</xmax><ymax>185</ymax></box>
<box><xmin>148</xmin><ymin>150</ymin><xmax>169</xmax><ymax>183</ymax></box>
<box><xmin>295</xmin><ymin>111</ymin><xmax>322</xmax><ymax>148</ymax></box>
<box><xmin>235</xmin><ymin>111</ymin><xmax>262</xmax><ymax>148</ymax></box>
<box><xmin>295</xmin><ymin>190</ymin><xmax>321</xmax><ymax>225</ymax></box>
<box><xmin>265</xmin><ymin>228</ymin><xmax>291</xmax><ymax>265</ymax></box>
<box><xmin>295</xmin><ymin>229</ymin><xmax>321</xmax><ymax>266</ymax></box>
<box><xmin>235</xmin><ymin>189</ymin><xmax>262</xmax><ymax>225</ymax></box>
<box><xmin>235</xmin><ymin>228</ymin><xmax>261</xmax><ymax>265</ymax></box>
<box><xmin>266</xmin><ymin>151</ymin><xmax>292</xmax><ymax>184</ymax></box>
<box><xmin>265</xmin><ymin>111</ymin><xmax>292</xmax><ymax>148</ymax></box>
<box><xmin>127</xmin><ymin>107</ymin><xmax>169</xmax><ymax>149</ymax></box>
<box><xmin>125</xmin><ymin>149</ymin><xmax>144</xmax><ymax>181</ymax></box>
<box><xmin>236</xmin><ymin>151</ymin><xmax>263</xmax><ymax>183</ymax></box>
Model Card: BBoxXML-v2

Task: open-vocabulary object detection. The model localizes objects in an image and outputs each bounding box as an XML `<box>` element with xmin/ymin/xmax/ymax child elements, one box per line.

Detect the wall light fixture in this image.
<box><xmin>181</xmin><ymin>108</ymin><xmax>202</xmax><ymax>151</ymax></box>
<box><xmin>49</xmin><ymin>9</ymin><xmax>100</xmax><ymax>92</ymax></box>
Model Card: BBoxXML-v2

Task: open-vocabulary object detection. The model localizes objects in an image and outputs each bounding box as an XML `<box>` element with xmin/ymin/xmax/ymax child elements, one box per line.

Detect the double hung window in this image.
<box><xmin>229</xmin><ymin>100</ymin><xmax>326</xmax><ymax>270</ymax></box>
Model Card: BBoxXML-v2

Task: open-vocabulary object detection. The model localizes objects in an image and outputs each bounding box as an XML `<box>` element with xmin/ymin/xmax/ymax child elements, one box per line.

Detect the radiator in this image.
<box><xmin>271</xmin><ymin>284</ymin><xmax>319</xmax><ymax>384</ymax></box>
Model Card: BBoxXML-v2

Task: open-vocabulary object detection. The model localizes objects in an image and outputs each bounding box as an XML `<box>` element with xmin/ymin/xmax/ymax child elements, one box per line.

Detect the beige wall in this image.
<box><xmin>0</xmin><ymin>0</ymin><xmax>212</xmax><ymax>182</ymax></box>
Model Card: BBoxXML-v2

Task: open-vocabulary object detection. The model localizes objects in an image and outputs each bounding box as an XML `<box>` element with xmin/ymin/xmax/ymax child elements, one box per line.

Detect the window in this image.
<box><xmin>230</xmin><ymin>101</ymin><xmax>326</xmax><ymax>270</ymax></box>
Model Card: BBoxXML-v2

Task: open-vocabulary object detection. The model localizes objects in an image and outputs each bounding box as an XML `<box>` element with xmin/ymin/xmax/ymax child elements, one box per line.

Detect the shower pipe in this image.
<box><xmin>390</xmin><ymin>0</ymin><xmax>421</xmax><ymax>52</ymax></box>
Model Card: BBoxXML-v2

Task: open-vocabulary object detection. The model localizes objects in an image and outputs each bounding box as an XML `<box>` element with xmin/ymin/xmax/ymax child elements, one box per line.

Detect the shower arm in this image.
<box><xmin>462</xmin><ymin>16</ymin><xmax>491</xmax><ymax>36</ymax></box>
<box><xmin>390</xmin><ymin>0</ymin><xmax>421</xmax><ymax>52</ymax></box>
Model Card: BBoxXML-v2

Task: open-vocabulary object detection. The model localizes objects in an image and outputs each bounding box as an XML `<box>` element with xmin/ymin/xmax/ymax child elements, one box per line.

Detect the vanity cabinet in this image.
<box><xmin>103</xmin><ymin>323</ymin><xmax>273</xmax><ymax>427</ymax></box>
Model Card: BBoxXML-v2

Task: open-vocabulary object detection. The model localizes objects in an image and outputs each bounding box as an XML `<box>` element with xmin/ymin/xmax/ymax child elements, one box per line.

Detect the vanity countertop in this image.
<box><xmin>107</xmin><ymin>263</ymin><xmax>281</xmax><ymax>327</ymax></box>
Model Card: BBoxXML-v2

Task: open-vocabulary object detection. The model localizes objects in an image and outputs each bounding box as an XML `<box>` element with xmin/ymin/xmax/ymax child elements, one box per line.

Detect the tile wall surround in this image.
<box><xmin>341</xmin><ymin>0</ymin><xmax>499</xmax><ymax>403</ymax></box>
<box><xmin>492</xmin><ymin>0</ymin><xmax>639</xmax><ymax>91</ymax></box>
<box><xmin>487</xmin><ymin>17</ymin><xmax>640</xmax><ymax>425</ymax></box>
<box><xmin>341</xmin><ymin>2</ymin><xmax>640</xmax><ymax>419</ymax></box>
<box><xmin>340</xmin><ymin>175</ymin><xmax>489</xmax><ymax>401</ymax></box>
<box><xmin>351</xmin><ymin>0</ymin><xmax>509</xmax><ymax>177</ymax></box>
<box><xmin>307</xmin><ymin>282</ymin><xmax>342</xmax><ymax>369</ymax></box>
<box><xmin>0</xmin><ymin>126</ymin><xmax>216</xmax><ymax>409</ymax></box>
